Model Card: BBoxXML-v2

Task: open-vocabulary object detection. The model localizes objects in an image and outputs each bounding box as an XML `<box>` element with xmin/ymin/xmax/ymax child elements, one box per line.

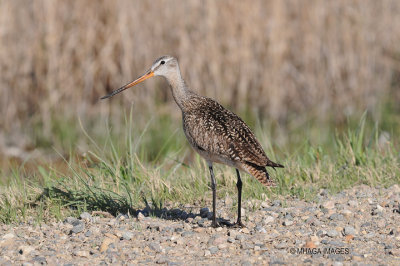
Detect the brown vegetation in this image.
<box><xmin>1</xmin><ymin>0</ymin><xmax>400</xmax><ymax>145</ymax></box>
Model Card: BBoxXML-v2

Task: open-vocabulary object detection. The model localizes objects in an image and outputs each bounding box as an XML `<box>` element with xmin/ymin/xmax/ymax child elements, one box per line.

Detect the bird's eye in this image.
<box><xmin>160</xmin><ymin>60</ymin><xmax>165</xmax><ymax>65</ymax></box>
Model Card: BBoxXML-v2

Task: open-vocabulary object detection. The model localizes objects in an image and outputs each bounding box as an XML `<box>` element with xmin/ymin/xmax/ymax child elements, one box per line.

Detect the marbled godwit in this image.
<box><xmin>101</xmin><ymin>55</ymin><xmax>283</xmax><ymax>227</ymax></box>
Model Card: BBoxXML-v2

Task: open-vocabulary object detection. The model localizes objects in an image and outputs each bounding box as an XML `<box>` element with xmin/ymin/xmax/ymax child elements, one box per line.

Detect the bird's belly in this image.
<box><xmin>191</xmin><ymin>145</ymin><xmax>237</xmax><ymax>167</ymax></box>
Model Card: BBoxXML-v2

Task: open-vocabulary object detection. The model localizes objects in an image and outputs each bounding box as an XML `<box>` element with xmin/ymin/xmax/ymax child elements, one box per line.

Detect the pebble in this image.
<box><xmin>255</xmin><ymin>226</ymin><xmax>267</xmax><ymax>233</ymax></box>
<box><xmin>200</xmin><ymin>208</ymin><xmax>209</xmax><ymax>218</ymax></box>
<box><xmin>122</xmin><ymin>231</ymin><xmax>134</xmax><ymax>240</ymax></box>
<box><xmin>181</xmin><ymin>231</ymin><xmax>194</xmax><ymax>237</ymax></box>
<box><xmin>84</xmin><ymin>230</ymin><xmax>92</xmax><ymax>237</ymax></box>
<box><xmin>73</xmin><ymin>250</ymin><xmax>90</xmax><ymax>257</ymax></box>
<box><xmin>241</xmin><ymin>242</ymin><xmax>254</xmax><ymax>250</ymax></box>
<box><xmin>323</xmin><ymin>201</ymin><xmax>335</xmax><ymax>209</ymax></box>
<box><xmin>241</xmin><ymin>228</ymin><xmax>250</xmax><ymax>234</ymax></box>
<box><xmin>208</xmin><ymin>246</ymin><xmax>219</xmax><ymax>254</ymax></box>
<box><xmin>327</xmin><ymin>230</ymin><xmax>339</xmax><ymax>237</ymax></box>
<box><xmin>71</xmin><ymin>221</ymin><xmax>85</xmax><ymax>234</ymax></box>
<box><xmin>274</xmin><ymin>242</ymin><xmax>287</xmax><ymax>249</ymax></box>
<box><xmin>32</xmin><ymin>256</ymin><xmax>46</xmax><ymax>264</ymax></box>
<box><xmin>64</xmin><ymin>217</ymin><xmax>79</xmax><ymax>225</ymax></box>
<box><xmin>348</xmin><ymin>200</ymin><xmax>358</xmax><ymax>207</ymax></box>
<box><xmin>1</xmin><ymin>185</ymin><xmax>398</xmax><ymax>264</ymax></box>
<box><xmin>80</xmin><ymin>212</ymin><xmax>92</xmax><ymax>221</ymax></box>
<box><xmin>329</xmin><ymin>213</ymin><xmax>344</xmax><ymax>221</ymax></box>
<box><xmin>263</xmin><ymin>216</ymin><xmax>275</xmax><ymax>224</ymax></box>
<box><xmin>272</xmin><ymin>200</ymin><xmax>281</xmax><ymax>207</ymax></box>
<box><xmin>283</xmin><ymin>220</ymin><xmax>293</xmax><ymax>226</ymax></box>
<box><xmin>343</xmin><ymin>226</ymin><xmax>357</xmax><ymax>236</ymax></box>
<box><xmin>18</xmin><ymin>245</ymin><xmax>35</xmax><ymax>255</ymax></box>
<box><xmin>149</xmin><ymin>242</ymin><xmax>162</xmax><ymax>253</ymax></box>
<box><xmin>137</xmin><ymin>212</ymin><xmax>145</xmax><ymax>221</ymax></box>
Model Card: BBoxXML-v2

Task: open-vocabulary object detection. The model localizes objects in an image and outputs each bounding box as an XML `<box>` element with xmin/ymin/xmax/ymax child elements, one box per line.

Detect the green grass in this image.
<box><xmin>0</xmin><ymin>109</ymin><xmax>399</xmax><ymax>224</ymax></box>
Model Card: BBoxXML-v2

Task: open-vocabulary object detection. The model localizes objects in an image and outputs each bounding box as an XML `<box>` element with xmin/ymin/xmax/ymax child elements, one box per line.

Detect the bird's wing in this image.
<box><xmin>183</xmin><ymin>97</ymin><xmax>270</xmax><ymax>167</ymax></box>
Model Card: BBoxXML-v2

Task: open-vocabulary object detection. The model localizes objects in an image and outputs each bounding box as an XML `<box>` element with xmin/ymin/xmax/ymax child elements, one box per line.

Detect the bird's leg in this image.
<box><xmin>234</xmin><ymin>169</ymin><xmax>245</xmax><ymax>227</ymax></box>
<box><xmin>208</xmin><ymin>164</ymin><xmax>217</xmax><ymax>228</ymax></box>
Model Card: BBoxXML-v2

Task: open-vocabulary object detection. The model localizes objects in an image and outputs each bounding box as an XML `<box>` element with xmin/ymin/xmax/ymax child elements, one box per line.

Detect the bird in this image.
<box><xmin>101</xmin><ymin>55</ymin><xmax>283</xmax><ymax>227</ymax></box>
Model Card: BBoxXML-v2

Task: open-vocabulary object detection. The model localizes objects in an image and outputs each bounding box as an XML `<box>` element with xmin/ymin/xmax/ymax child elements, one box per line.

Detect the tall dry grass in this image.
<box><xmin>1</xmin><ymin>0</ymin><xmax>400</xmax><ymax>150</ymax></box>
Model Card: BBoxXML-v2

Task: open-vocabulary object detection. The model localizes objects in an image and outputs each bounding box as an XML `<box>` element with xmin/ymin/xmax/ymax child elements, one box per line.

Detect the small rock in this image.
<box><xmin>181</xmin><ymin>231</ymin><xmax>194</xmax><ymax>237</ymax></box>
<box><xmin>241</xmin><ymin>260</ymin><xmax>253</xmax><ymax>266</ymax></box>
<box><xmin>209</xmin><ymin>246</ymin><xmax>219</xmax><ymax>254</ymax></box>
<box><xmin>310</xmin><ymin>235</ymin><xmax>320</xmax><ymax>244</ymax></box>
<box><xmin>227</xmin><ymin>237</ymin><xmax>235</xmax><ymax>243</ymax></box>
<box><xmin>323</xmin><ymin>201</ymin><xmax>335</xmax><ymax>209</ymax></box>
<box><xmin>137</xmin><ymin>212</ymin><xmax>145</xmax><ymax>221</ymax></box>
<box><xmin>345</xmin><ymin>235</ymin><xmax>354</xmax><ymax>243</ymax></box>
<box><xmin>211</xmin><ymin>236</ymin><xmax>226</xmax><ymax>245</ymax></box>
<box><xmin>261</xmin><ymin>201</ymin><xmax>269</xmax><ymax>208</ymax></box>
<box><xmin>283</xmin><ymin>220</ymin><xmax>293</xmax><ymax>226</ymax></box>
<box><xmin>18</xmin><ymin>245</ymin><xmax>35</xmax><ymax>255</ymax></box>
<box><xmin>122</xmin><ymin>231</ymin><xmax>134</xmax><ymax>240</ymax></box>
<box><xmin>304</xmin><ymin>241</ymin><xmax>317</xmax><ymax>249</ymax></box>
<box><xmin>32</xmin><ymin>256</ymin><xmax>46</xmax><ymax>264</ymax></box>
<box><xmin>204</xmin><ymin>250</ymin><xmax>211</xmax><ymax>257</ymax></box>
<box><xmin>84</xmin><ymin>230</ymin><xmax>92</xmax><ymax>237</ymax></box>
<box><xmin>329</xmin><ymin>213</ymin><xmax>344</xmax><ymax>221</ymax></box>
<box><xmin>200</xmin><ymin>208</ymin><xmax>209</xmax><ymax>218</ymax></box>
<box><xmin>99</xmin><ymin>238</ymin><xmax>114</xmax><ymax>252</ymax></box>
<box><xmin>80</xmin><ymin>212</ymin><xmax>92</xmax><ymax>221</ymax></box>
<box><xmin>241</xmin><ymin>228</ymin><xmax>250</xmax><ymax>234</ymax></box>
<box><xmin>255</xmin><ymin>226</ymin><xmax>267</xmax><ymax>233</ymax></box>
<box><xmin>327</xmin><ymin>230</ymin><xmax>339</xmax><ymax>237</ymax></box>
<box><xmin>64</xmin><ymin>217</ymin><xmax>79</xmax><ymax>225</ymax></box>
<box><xmin>73</xmin><ymin>250</ymin><xmax>90</xmax><ymax>257</ymax></box>
<box><xmin>341</xmin><ymin>209</ymin><xmax>352</xmax><ymax>217</ymax></box>
<box><xmin>273</xmin><ymin>200</ymin><xmax>281</xmax><ymax>207</ymax></box>
<box><xmin>235</xmin><ymin>234</ymin><xmax>245</xmax><ymax>241</ymax></box>
<box><xmin>343</xmin><ymin>226</ymin><xmax>356</xmax><ymax>236</ymax></box>
<box><xmin>2</xmin><ymin>233</ymin><xmax>15</xmax><ymax>239</ymax></box>
<box><xmin>116</xmin><ymin>213</ymin><xmax>129</xmax><ymax>221</ymax></box>
<box><xmin>263</xmin><ymin>216</ymin><xmax>275</xmax><ymax>224</ymax></box>
<box><xmin>71</xmin><ymin>222</ymin><xmax>85</xmax><ymax>234</ymax></box>
<box><xmin>364</xmin><ymin>232</ymin><xmax>375</xmax><ymax>239</ymax></box>
<box><xmin>274</xmin><ymin>242</ymin><xmax>287</xmax><ymax>249</ymax></box>
<box><xmin>241</xmin><ymin>242</ymin><xmax>254</xmax><ymax>250</ymax></box>
<box><xmin>149</xmin><ymin>243</ymin><xmax>162</xmax><ymax>253</ymax></box>
<box><xmin>228</xmin><ymin>230</ymin><xmax>238</xmax><ymax>238</ymax></box>
<box><xmin>156</xmin><ymin>256</ymin><xmax>169</xmax><ymax>264</ymax></box>
<box><xmin>348</xmin><ymin>200</ymin><xmax>358</xmax><ymax>207</ymax></box>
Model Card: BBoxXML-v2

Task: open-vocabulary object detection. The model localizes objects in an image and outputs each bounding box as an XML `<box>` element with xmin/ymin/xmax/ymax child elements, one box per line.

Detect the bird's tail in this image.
<box><xmin>242</xmin><ymin>162</ymin><xmax>276</xmax><ymax>187</ymax></box>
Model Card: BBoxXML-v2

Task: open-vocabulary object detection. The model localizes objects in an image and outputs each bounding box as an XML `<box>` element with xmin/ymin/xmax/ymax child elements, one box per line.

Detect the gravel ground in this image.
<box><xmin>1</xmin><ymin>184</ymin><xmax>399</xmax><ymax>265</ymax></box>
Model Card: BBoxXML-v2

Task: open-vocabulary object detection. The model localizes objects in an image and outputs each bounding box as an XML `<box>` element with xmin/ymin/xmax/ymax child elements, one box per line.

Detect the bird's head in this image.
<box><xmin>101</xmin><ymin>55</ymin><xmax>177</xmax><ymax>99</ymax></box>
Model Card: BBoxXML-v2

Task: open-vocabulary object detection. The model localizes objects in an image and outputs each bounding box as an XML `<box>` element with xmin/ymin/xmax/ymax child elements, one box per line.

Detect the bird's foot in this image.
<box><xmin>211</xmin><ymin>218</ymin><xmax>232</xmax><ymax>228</ymax></box>
<box><xmin>231</xmin><ymin>220</ymin><xmax>246</xmax><ymax>228</ymax></box>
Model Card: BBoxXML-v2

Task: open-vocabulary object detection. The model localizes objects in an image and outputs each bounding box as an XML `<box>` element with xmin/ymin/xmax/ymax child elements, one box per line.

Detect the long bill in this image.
<box><xmin>100</xmin><ymin>71</ymin><xmax>154</xmax><ymax>99</ymax></box>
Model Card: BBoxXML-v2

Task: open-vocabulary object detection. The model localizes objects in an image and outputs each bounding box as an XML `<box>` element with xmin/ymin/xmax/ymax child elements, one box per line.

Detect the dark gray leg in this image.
<box><xmin>208</xmin><ymin>164</ymin><xmax>217</xmax><ymax>228</ymax></box>
<box><xmin>235</xmin><ymin>169</ymin><xmax>245</xmax><ymax>227</ymax></box>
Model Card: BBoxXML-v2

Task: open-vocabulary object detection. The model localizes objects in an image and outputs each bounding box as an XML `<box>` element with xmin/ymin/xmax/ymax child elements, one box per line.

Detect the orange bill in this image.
<box><xmin>101</xmin><ymin>71</ymin><xmax>154</xmax><ymax>99</ymax></box>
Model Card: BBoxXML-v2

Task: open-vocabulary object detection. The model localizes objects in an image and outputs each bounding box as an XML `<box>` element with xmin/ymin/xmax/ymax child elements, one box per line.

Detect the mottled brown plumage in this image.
<box><xmin>181</xmin><ymin>95</ymin><xmax>283</xmax><ymax>186</ymax></box>
<box><xmin>101</xmin><ymin>55</ymin><xmax>283</xmax><ymax>227</ymax></box>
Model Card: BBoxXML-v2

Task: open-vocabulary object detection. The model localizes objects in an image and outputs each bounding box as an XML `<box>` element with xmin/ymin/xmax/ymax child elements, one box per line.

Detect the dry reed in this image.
<box><xmin>1</xmin><ymin>0</ymin><xmax>400</xmax><ymax>148</ymax></box>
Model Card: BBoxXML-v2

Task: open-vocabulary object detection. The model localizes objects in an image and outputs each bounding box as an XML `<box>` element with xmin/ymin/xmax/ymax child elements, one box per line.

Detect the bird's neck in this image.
<box><xmin>164</xmin><ymin>68</ymin><xmax>193</xmax><ymax>109</ymax></box>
